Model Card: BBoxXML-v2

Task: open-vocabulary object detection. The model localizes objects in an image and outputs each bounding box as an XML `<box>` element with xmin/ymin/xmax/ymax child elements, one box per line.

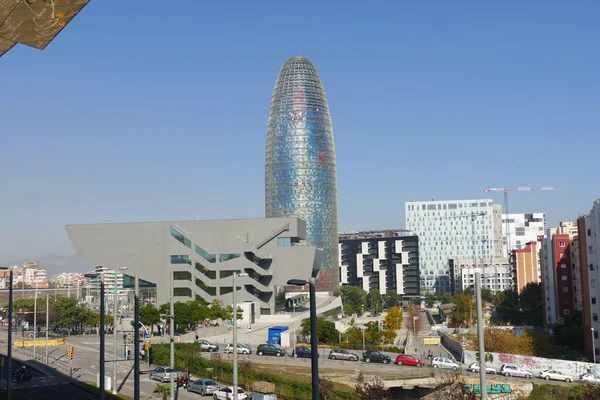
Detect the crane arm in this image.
<box><xmin>484</xmin><ymin>186</ymin><xmax>564</xmax><ymax>193</ymax></box>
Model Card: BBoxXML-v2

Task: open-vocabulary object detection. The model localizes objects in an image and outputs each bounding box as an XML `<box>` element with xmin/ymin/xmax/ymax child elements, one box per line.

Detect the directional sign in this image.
<box><xmin>145</xmin><ymin>333</ymin><xmax>151</xmax><ymax>339</ymax></box>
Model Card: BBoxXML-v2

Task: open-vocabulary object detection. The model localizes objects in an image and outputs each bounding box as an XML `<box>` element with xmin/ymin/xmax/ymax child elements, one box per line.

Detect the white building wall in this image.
<box><xmin>454</xmin><ymin>258</ymin><xmax>513</xmax><ymax>294</ymax></box>
<box><xmin>542</xmin><ymin>231</ymin><xmax>557</xmax><ymax>324</ymax></box>
<box><xmin>586</xmin><ymin>201</ymin><xmax>600</xmax><ymax>356</ymax></box>
<box><xmin>501</xmin><ymin>212</ymin><xmax>546</xmax><ymax>256</ymax></box>
<box><xmin>405</xmin><ymin>199</ymin><xmax>502</xmax><ymax>292</ymax></box>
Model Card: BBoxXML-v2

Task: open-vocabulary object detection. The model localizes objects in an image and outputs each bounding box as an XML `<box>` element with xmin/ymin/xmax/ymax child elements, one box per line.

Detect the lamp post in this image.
<box><xmin>112</xmin><ymin>267</ymin><xmax>128</xmax><ymax>395</ymax></box>
<box><xmin>232</xmin><ymin>272</ymin><xmax>248</xmax><ymax>400</ymax></box>
<box><xmin>361</xmin><ymin>305</ymin><xmax>365</xmax><ymax>353</ymax></box>
<box><xmin>287</xmin><ymin>278</ymin><xmax>319</xmax><ymax>400</ymax></box>
<box><xmin>33</xmin><ymin>283</ymin><xmax>38</xmax><ymax>359</ymax></box>
<box><xmin>0</xmin><ymin>267</ymin><xmax>14</xmax><ymax>399</ymax></box>
<box><xmin>45</xmin><ymin>293</ymin><xmax>49</xmax><ymax>365</ymax></box>
<box><xmin>85</xmin><ymin>270</ymin><xmax>106</xmax><ymax>400</ymax></box>
<box><xmin>169</xmin><ymin>270</ymin><xmax>174</xmax><ymax>400</ymax></box>
<box><xmin>592</xmin><ymin>328</ymin><xmax>596</xmax><ymax>366</ymax></box>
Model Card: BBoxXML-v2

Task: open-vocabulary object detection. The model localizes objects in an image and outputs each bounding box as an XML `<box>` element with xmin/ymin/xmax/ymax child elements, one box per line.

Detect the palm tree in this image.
<box><xmin>153</xmin><ymin>383</ymin><xmax>170</xmax><ymax>400</ymax></box>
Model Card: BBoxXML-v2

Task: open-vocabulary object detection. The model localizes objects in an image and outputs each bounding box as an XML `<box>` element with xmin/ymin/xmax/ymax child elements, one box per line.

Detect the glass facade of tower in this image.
<box><xmin>265</xmin><ymin>56</ymin><xmax>339</xmax><ymax>291</ymax></box>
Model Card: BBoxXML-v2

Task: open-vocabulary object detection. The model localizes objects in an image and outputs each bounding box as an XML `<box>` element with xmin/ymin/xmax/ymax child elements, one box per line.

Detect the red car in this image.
<box><xmin>395</xmin><ymin>354</ymin><xmax>425</xmax><ymax>367</ymax></box>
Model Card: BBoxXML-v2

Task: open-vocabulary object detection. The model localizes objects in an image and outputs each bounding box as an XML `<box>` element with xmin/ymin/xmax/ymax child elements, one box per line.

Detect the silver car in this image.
<box><xmin>225</xmin><ymin>343</ymin><xmax>251</xmax><ymax>355</ymax></box>
<box><xmin>150</xmin><ymin>366</ymin><xmax>178</xmax><ymax>383</ymax></box>
<box><xmin>540</xmin><ymin>369</ymin><xmax>572</xmax><ymax>382</ymax></box>
<box><xmin>198</xmin><ymin>339</ymin><xmax>219</xmax><ymax>352</ymax></box>
<box><xmin>188</xmin><ymin>378</ymin><xmax>222</xmax><ymax>396</ymax></box>
<box><xmin>500</xmin><ymin>364</ymin><xmax>532</xmax><ymax>379</ymax></box>
<box><xmin>328</xmin><ymin>349</ymin><xmax>359</xmax><ymax>361</ymax></box>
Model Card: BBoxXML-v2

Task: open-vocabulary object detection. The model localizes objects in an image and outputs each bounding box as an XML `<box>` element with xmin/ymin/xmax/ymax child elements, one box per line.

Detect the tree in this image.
<box><xmin>425</xmin><ymin>293</ymin><xmax>436</xmax><ymax>308</ymax></box>
<box><xmin>437</xmin><ymin>291</ymin><xmax>453</xmax><ymax>304</ymax></box>
<box><xmin>553</xmin><ymin>312</ymin><xmax>584</xmax><ymax>351</ymax></box>
<box><xmin>520</xmin><ymin>283</ymin><xmax>543</xmax><ymax>326</ymax></box>
<box><xmin>450</xmin><ymin>294</ymin><xmax>475</xmax><ymax>328</ymax></box>
<box><xmin>301</xmin><ymin>317</ymin><xmax>339</xmax><ymax>343</ymax></box>
<box><xmin>463</xmin><ymin>288</ymin><xmax>473</xmax><ymax>297</ymax></box>
<box><xmin>429</xmin><ymin>374</ymin><xmax>478</xmax><ymax>400</ymax></box>
<box><xmin>319</xmin><ymin>378</ymin><xmax>334</xmax><ymax>400</ymax></box>
<box><xmin>366</xmin><ymin>290</ymin><xmax>383</xmax><ymax>314</ymax></box>
<box><xmin>384</xmin><ymin>306</ymin><xmax>403</xmax><ymax>330</ymax></box>
<box><xmin>139</xmin><ymin>303</ymin><xmax>161</xmax><ymax>333</ymax></box>
<box><xmin>480</xmin><ymin>287</ymin><xmax>494</xmax><ymax>304</ymax></box>
<box><xmin>364</xmin><ymin>321</ymin><xmax>395</xmax><ymax>345</ymax></box>
<box><xmin>173</xmin><ymin>302</ymin><xmax>193</xmax><ymax>330</ymax></box>
<box><xmin>153</xmin><ymin>384</ymin><xmax>170</xmax><ymax>400</ymax></box>
<box><xmin>382</xmin><ymin>290</ymin><xmax>400</xmax><ymax>308</ymax></box>
<box><xmin>404</xmin><ymin>304</ymin><xmax>422</xmax><ymax>335</ymax></box>
<box><xmin>355</xmin><ymin>378</ymin><xmax>390</xmax><ymax>400</ymax></box>
<box><xmin>493</xmin><ymin>289</ymin><xmax>522</xmax><ymax>325</ymax></box>
<box><xmin>473</xmin><ymin>327</ymin><xmax>534</xmax><ymax>356</ymax></box>
<box><xmin>340</xmin><ymin>286</ymin><xmax>367</xmax><ymax>316</ymax></box>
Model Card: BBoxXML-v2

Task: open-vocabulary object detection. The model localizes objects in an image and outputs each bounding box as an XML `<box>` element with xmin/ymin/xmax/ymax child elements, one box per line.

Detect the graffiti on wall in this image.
<box><xmin>464</xmin><ymin>350</ymin><xmax>593</xmax><ymax>377</ymax></box>
<box><xmin>463</xmin><ymin>384</ymin><xmax>529</xmax><ymax>400</ymax></box>
<box><xmin>464</xmin><ymin>384</ymin><xmax>512</xmax><ymax>394</ymax></box>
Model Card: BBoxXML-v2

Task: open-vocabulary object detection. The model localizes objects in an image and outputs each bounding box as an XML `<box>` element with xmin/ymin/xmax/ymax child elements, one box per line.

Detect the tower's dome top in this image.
<box><xmin>283</xmin><ymin>55</ymin><xmax>315</xmax><ymax>67</ymax></box>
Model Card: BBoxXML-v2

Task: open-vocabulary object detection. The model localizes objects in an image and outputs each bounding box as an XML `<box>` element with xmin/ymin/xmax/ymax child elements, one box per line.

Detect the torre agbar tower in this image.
<box><xmin>265</xmin><ymin>56</ymin><xmax>339</xmax><ymax>292</ymax></box>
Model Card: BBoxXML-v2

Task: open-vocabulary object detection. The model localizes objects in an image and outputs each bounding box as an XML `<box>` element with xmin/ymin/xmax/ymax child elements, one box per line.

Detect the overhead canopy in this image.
<box><xmin>0</xmin><ymin>0</ymin><xmax>90</xmax><ymax>58</ymax></box>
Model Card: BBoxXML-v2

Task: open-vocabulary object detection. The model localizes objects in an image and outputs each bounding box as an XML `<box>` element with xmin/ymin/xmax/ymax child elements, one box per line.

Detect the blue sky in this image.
<box><xmin>1</xmin><ymin>1</ymin><xmax>598</xmax><ymax>261</ymax></box>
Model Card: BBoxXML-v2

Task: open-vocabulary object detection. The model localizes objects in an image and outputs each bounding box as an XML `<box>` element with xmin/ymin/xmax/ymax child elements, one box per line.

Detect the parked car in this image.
<box><xmin>362</xmin><ymin>350</ymin><xmax>391</xmax><ymax>364</ymax></box>
<box><xmin>225</xmin><ymin>343</ymin><xmax>251</xmax><ymax>355</ymax></box>
<box><xmin>395</xmin><ymin>354</ymin><xmax>425</xmax><ymax>367</ymax></box>
<box><xmin>468</xmin><ymin>362</ymin><xmax>496</xmax><ymax>374</ymax></box>
<box><xmin>328</xmin><ymin>349</ymin><xmax>359</xmax><ymax>361</ymax></box>
<box><xmin>150</xmin><ymin>366</ymin><xmax>178</xmax><ymax>383</ymax></box>
<box><xmin>256</xmin><ymin>344</ymin><xmax>285</xmax><ymax>357</ymax></box>
<box><xmin>500</xmin><ymin>364</ymin><xmax>532</xmax><ymax>379</ymax></box>
<box><xmin>198</xmin><ymin>339</ymin><xmax>219</xmax><ymax>352</ymax></box>
<box><xmin>213</xmin><ymin>386</ymin><xmax>247</xmax><ymax>400</ymax></box>
<box><xmin>540</xmin><ymin>369</ymin><xmax>572</xmax><ymax>382</ymax></box>
<box><xmin>246</xmin><ymin>393</ymin><xmax>277</xmax><ymax>400</ymax></box>
<box><xmin>292</xmin><ymin>347</ymin><xmax>318</xmax><ymax>358</ymax></box>
<box><xmin>188</xmin><ymin>378</ymin><xmax>222</xmax><ymax>396</ymax></box>
<box><xmin>581</xmin><ymin>373</ymin><xmax>600</xmax><ymax>384</ymax></box>
<box><xmin>431</xmin><ymin>357</ymin><xmax>458</xmax><ymax>370</ymax></box>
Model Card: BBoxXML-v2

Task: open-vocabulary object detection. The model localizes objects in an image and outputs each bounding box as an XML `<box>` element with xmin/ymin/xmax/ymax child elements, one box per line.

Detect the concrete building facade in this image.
<box><xmin>450</xmin><ymin>257</ymin><xmax>513</xmax><ymax>295</ymax></box>
<box><xmin>338</xmin><ymin>230</ymin><xmax>419</xmax><ymax>298</ymax></box>
<box><xmin>511</xmin><ymin>241</ymin><xmax>541</xmax><ymax>293</ymax></box>
<box><xmin>405</xmin><ymin>199</ymin><xmax>503</xmax><ymax>292</ymax></box>
<box><xmin>66</xmin><ymin>218</ymin><xmax>322</xmax><ymax>317</ymax></box>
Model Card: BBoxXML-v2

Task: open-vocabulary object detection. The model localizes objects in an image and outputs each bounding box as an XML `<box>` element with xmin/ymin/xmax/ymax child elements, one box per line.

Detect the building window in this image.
<box><xmin>564</xmin><ymin>309</ymin><xmax>570</xmax><ymax>315</ymax></box>
<box><xmin>195</xmin><ymin>245</ymin><xmax>216</xmax><ymax>263</ymax></box>
<box><xmin>593</xmin><ymin>298</ymin><xmax>597</xmax><ymax>305</ymax></box>
<box><xmin>171</xmin><ymin>255</ymin><xmax>191</xmax><ymax>265</ymax></box>
<box><xmin>219</xmin><ymin>253</ymin><xmax>241</xmax><ymax>262</ymax></box>
<box><xmin>595</xmin><ymin>331</ymin><xmax>599</xmax><ymax>339</ymax></box>
<box><xmin>173</xmin><ymin>287</ymin><xmax>192</xmax><ymax>297</ymax></box>
<box><xmin>561</xmin><ymin>275</ymin><xmax>568</xmax><ymax>281</ymax></box>
<box><xmin>278</xmin><ymin>237</ymin><xmax>291</xmax><ymax>247</ymax></box>
<box><xmin>170</xmin><ymin>227</ymin><xmax>191</xmax><ymax>248</ymax></box>
<box><xmin>559</xmin><ymin>241</ymin><xmax>566</xmax><ymax>247</ymax></box>
<box><xmin>594</xmin><ymin>314</ymin><xmax>598</xmax><ymax>322</ymax></box>
<box><xmin>173</xmin><ymin>271</ymin><xmax>191</xmax><ymax>281</ymax></box>
<box><xmin>560</xmin><ymin>263</ymin><xmax>567</xmax><ymax>269</ymax></box>
<box><xmin>562</xmin><ymin>286</ymin><xmax>569</xmax><ymax>293</ymax></box>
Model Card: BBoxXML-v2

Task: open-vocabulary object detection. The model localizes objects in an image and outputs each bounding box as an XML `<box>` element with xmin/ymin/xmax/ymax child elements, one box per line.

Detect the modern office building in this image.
<box><xmin>450</xmin><ymin>257</ymin><xmax>513</xmax><ymax>295</ymax></box>
<box><xmin>265</xmin><ymin>56</ymin><xmax>339</xmax><ymax>292</ymax></box>
<box><xmin>511</xmin><ymin>241</ymin><xmax>541</xmax><ymax>293</ymax></box>
<box><xmin>541</xmin><ymin>221</ymin><xmax>579</xmax><ymax>324</ymax></box>
<box><xmin>405</xmin><ymin>199</ymin><xmax>503</xmax><ymax>292</ymax></box>
<box><xmin>66</xmin><ymin>217</ymin><xmax>322</xmax><ymax>317</ymax></box>
<box><xmin>338</xmin><ymin>230</ymin><xmax>420</xmax><ymax>298</ymax></box>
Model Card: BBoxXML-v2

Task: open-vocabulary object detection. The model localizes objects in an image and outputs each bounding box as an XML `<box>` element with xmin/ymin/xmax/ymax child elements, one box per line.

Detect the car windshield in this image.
<box><xmin>206</xmin><ymin>380</ymin><xmax>217</xmax><ymax>385</ymax></box>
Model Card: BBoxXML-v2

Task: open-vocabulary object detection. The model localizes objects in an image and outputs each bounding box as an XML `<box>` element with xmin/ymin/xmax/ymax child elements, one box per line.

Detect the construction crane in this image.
<box><xmin>483</xmin><ymin>186</ymin><xmax>564</xmax><ymax>256</ymax></box>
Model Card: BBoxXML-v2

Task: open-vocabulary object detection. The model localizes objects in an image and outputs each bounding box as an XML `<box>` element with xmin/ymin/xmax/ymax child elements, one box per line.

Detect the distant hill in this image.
<box><xmin>1</xmin><ymin>255</ymin><xmax>93</xmax><ymax>277</ymax></box>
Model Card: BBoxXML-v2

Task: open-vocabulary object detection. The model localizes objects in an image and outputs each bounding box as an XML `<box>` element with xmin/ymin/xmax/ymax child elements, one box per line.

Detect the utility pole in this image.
<box><xmin>113</xmin><ymin>271</ymin><xmax>118</xmax><ymax>395</ymax></box>
<box><xmin>134</xmin><ymin>273</ymin><xmax>140</xmax><ymax>400</ymax></box>
<box><xmin>470</xmin><ymin>211</ymin><xmax>487</xmax><ymax>400</ymax></box>
<box><xmin>45</xmin><ymin>293</ymin><xmax>49</xmax><ymax>364</ymax></box>
<box><xmin>33</xmin><ymin>283</ymin><xmax>38</xmax><ymax>359</ymax></box>
<box><xmin>169</xmin><ymin>272</ymin><xmax>175</xmax><ymax>400</ymax></box>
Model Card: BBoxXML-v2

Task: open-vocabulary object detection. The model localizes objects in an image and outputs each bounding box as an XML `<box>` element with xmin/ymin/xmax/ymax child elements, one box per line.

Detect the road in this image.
<box><xmin>0</xmin><ymin>326</ymin><xmax>574</xmax><ymax>399</ymax></box>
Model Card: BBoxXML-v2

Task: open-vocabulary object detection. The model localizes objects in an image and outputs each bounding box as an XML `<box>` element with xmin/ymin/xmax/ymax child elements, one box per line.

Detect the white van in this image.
<box><xmin>246</xmin><ymin>393</ymin><xmax>277</xmax><ymax>400</ymax></box>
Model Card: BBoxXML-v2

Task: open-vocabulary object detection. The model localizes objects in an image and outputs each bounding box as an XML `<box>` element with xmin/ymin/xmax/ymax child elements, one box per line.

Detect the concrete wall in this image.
<box><xmin>463</xmin><ymin>349</ymin><xmax>594</xmax><ymax>378</ymax></box>
<box><xmin>437</xmin><ymin>330</ymin><xmax>463</xmax><ymax>361</ymax></box>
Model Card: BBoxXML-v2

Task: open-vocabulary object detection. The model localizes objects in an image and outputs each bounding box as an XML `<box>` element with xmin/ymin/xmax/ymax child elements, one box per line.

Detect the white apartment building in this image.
<box><xmin>51</xmin><ymin>272</ymin><xmax>87</xmax><ymax>288</ymax></box>
<box><xmin>501</xmin><ymin>212</ymin><xmax>546</xmax><ymax>279</ymax></box>
<box><xmin>405</xmin><ymin>199</ymin><xmax>503</xmax><ymax>292</ymax></box>
<box><xmin>582</xmin><ymin>200</ymin><xmax>600</xmax><ymax>360</ymax></box>
<box><xmin>87</xmin><ymin>266</ymin><xmax>126</xmax><ymax>296</ymax></box>
<box><xmin>452</xmin><ymin>257</ymin><xmax>513</xmax><ymax>295</ymax></box>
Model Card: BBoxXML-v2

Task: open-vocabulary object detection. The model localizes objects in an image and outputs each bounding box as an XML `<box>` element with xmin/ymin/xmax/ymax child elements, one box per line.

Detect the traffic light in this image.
<box><xmin>66</xmin><ymin>346</ymin><xmax>75</xmax><ymax>359</ymax></box>
<box><xmin>118</xmin><ymin>316</ymin><xmax>122</xmax><ymax>325</ymax></box>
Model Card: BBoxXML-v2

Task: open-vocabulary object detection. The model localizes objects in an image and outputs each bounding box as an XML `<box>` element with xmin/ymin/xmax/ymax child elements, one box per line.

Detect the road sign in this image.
<box><xmin>381</xmin><ymin>335</ymin><xmax>385</xmax><ymax>341</ymax></box>
<box><xmin>145</xmin><ymin>333</ymin><xmax>151</xmax><ymax>339</ymax></box>
<box><xmin>462</xmin><ymin>342</ymin><xmax>467</xmax><ymax>349</ymax></box>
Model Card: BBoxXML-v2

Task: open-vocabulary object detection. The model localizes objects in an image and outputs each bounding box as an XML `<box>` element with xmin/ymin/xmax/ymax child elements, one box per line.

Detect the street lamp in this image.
<box><xmin>287</xmin><ymin>278</ymin><xmax>319</xmax><ymax>400</ymax></box>
<box><xmin>84</xmin><ymin>269</ymin><xmax>106</xmax><ymax>400</ymax></box>
<box><xmin>232</xmin><ymin>272</ymin><xmax>248</xmax><ymax>400</ymax></box>
<box><xmin>592</xmin><ymin>328</ymin><xmax>596</xmax><ymax>366</ymax></box>
<box><xmin>112</xmin><ymin>267</ymin><xmax>128</xmax><ymax>395</ymax></box>
<box><xmin>0</xmin><ymin>267</ymin><xmax>14</xmax><ymax>399</ymax></box>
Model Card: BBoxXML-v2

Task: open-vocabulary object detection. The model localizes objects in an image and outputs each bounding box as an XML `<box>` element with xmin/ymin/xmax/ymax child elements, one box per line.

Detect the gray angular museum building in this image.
<box><xmin>66</xmin><ymin>217</ymin><xmax>322</xmax><ymax>317</ymax></box>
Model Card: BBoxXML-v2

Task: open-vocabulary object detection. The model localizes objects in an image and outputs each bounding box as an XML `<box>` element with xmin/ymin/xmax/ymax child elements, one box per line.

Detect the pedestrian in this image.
<box><xmin>140</xmin><ymin>348</ymin><xmax>145</xmax><ymax>360</ymax></box>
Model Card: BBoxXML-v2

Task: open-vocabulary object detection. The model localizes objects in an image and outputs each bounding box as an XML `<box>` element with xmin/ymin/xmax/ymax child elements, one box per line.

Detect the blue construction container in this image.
<box><xmin>267</xmin><ymin>326</ymin><xmax>289</xmax><ymax>345</ymax></box>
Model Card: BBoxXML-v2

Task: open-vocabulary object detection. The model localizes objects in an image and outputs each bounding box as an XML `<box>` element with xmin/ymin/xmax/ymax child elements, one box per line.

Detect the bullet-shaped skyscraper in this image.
<box><xmin>265</xmin><ymin>56</ymin><xmax>339</xmax><ymax>291</ymax></box>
